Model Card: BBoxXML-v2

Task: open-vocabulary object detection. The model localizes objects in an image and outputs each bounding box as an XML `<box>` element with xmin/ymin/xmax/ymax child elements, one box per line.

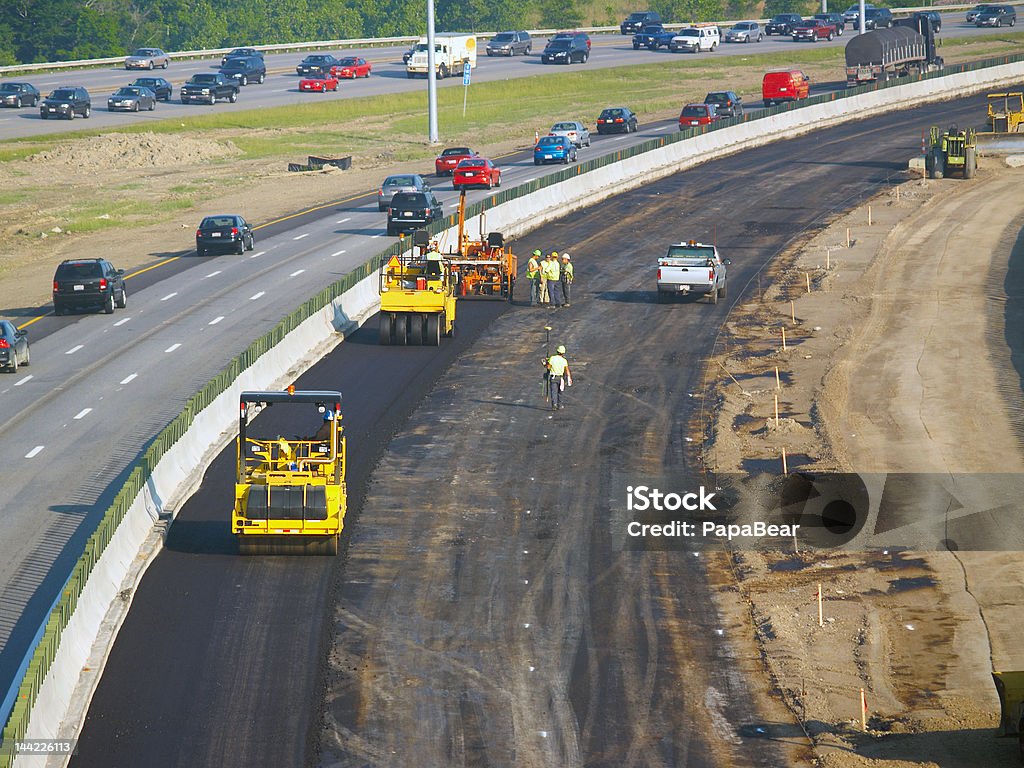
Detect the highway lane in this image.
<box><xmin>0</xmin><ymin>12</ymin><xmax>1005</xmax><ymax>141</ymax></box>
<box><xmin>0</xmin><ymin>111</ymin><xmax>698</xmax><ymax>713</ymax></box>
<box><xmin>72</xmin><ymin>92</ymin><xmax>995</xmax><ymax>767</ymax></box>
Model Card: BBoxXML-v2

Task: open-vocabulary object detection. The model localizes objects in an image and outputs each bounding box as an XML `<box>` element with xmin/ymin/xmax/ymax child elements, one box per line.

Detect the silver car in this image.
<box><xmin>725</xmin><ymin>21</ymin><xmax>762</xmax><ymax>42</ymax></box>
<box><xmin>378</xmin><ymin>174</ymin><xmax>430</xmax><ymax>212</ymax></box>
<box><xmin>548</xmin><ymin>121</ymin><xmax>591</xmax><ymax>148</ymax></box>
<box><xmin>107</xmin><ymin>86</ymin><xmax>156</xmax><ymax>112</ymax></box>
<box><xmin>125</xmin><ymin>48</ymin><xmax>170</xmax><ymax>70</ymax></box>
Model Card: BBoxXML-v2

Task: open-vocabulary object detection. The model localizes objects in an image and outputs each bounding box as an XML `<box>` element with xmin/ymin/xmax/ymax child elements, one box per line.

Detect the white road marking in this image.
<box><xmin>249</xmin><ymin>291</ymin><xmax>265</xmax><ymax>300</ymax></box>
<box><xmin>249</xmin><ymin>250</ymin><xmax>265</xmax><ymax>259</ymax></box>
<box><xmin>337</xmin><ymin>218</ymin><xmax>351</xmax><ymax>224</ymax></box>
<box><xmin>25</xmin><ymin>446</ymin><xmax>44</xmax><ymax>459</ymax></box>
<box><xmin>209</xmin><ymin>316</ymin><xmax>224</xmax><ymax>325</ymax></box>
<box><xmin>113</xmin><ymin>317</ymin><xmax>130</xmax><ymax>326</ymax></box>
<box><xmin>74</xmin><ymin>408</ymin><xmax>92</xmax><ymax>420</ymax></box>
<box><xmin>203</xmin><ymin>270</ymin><xmax>222</xmax><ymax>279</ymax></box>
<box><xmin>14</xmin><ymin>375</ymin><xmax>32</xmax><ymax>386</ymax></box>
<box><xmin>165</xmin><ymin>343</ymin><xmax>181</xmax><ymax>353</ymax></box>
<box><xmin>120</xmin><ymin>373</ymin><xmax>138</xmax><ymax>384</ymax></box>
<box><xmin>65</xmin><ymin>345</ymin><xmax>83</xmax><ymax>355</ymax></box>
<box><xmin>655</xmin><ymin>125</ymin><xmax>672</xmax><ymax>132</ymax></box>
<box><xmin>293</xmin><ymin>233</ymin><xmax>310</xmax><ymax>240</ymax></box>
<box><xmin>371</xmin><ymin>234</ymin><xmax>381</xmax><ymax>239</ymax></box>
<box><xmin>289</xmin><ymin>269</ymin><xmax>305</xmax><ymax>278</ymax></box>
<box><xmin>161</xmin><ymin>292</ymin><xmax>177</xmax><ymax>301</ymax></box>
<box><xmin>330</xmin><ymin>250</ymin><xmax>346</xmax><ymax>257</ymax></box>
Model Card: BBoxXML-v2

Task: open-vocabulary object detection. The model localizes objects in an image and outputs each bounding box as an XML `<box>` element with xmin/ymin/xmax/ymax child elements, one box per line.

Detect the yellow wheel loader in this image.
<box><xmin>378</xmin><ymin>231</ymin><xmax>457</xmax><ymax>345</ymax></box>
<box><xmin>232</xmin><ymin>388</ymin><xmax>346</xmax><ymax>555</ymax></box>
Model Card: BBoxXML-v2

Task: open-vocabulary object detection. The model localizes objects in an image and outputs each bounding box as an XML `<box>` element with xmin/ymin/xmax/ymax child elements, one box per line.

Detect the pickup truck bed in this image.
<box><xmin>656</xmin><ymin>243</ymin><xmax>728</xmax><ymax>303</ymax></box>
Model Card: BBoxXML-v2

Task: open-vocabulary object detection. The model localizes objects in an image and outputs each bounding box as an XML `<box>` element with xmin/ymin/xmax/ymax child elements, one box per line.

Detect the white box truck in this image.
<box><xmin>406</xmin><ymin>34</ymin><xmax>477</xmax><ymax>78</ymax></box>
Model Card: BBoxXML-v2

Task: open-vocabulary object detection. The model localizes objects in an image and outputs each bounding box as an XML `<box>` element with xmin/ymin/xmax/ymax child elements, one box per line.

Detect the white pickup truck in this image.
<box><xmin>656</xmin><ymin>241</ymin><xmax>729</xmax><ymax>303</ymax></box>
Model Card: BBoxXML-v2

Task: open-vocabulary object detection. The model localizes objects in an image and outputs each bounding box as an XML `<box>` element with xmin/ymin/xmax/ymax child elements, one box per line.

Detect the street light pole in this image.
<box><xmin>427</xmin><ymin>0</ymin><xmax>438</xmax><ymax>143</ymax></box>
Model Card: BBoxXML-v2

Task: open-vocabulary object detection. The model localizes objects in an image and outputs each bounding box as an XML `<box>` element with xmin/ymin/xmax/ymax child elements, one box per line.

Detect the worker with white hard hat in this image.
<box><xmin>560</xmin><ymin>252</ymin><xmax>573</xmax><ymax>307</ymax></box>
<box><xmin>544</xmin><ymin>344</ymin><xmax>572</xmax><ymax>410</ymax></box>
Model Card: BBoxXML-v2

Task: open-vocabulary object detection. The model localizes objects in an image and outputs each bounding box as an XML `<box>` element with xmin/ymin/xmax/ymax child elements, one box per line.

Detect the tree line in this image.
<box><xmin>0</xmin><ymin>0</ymin><xmax>817</xmax><ymax>66</ymax></box>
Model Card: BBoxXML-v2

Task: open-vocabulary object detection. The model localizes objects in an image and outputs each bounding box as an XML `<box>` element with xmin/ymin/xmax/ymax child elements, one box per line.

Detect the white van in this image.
<box><xmin>668</xmin><ymin>26</ymin><xmax>720</xmax><ymax>53</ymax></box>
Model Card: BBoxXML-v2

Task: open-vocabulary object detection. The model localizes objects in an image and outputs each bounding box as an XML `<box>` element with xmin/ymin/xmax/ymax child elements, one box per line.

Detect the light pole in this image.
<box><xmin>427</xmin><ymin>0</ymin><xmax>438</xmax><ymax>143</ymax></box>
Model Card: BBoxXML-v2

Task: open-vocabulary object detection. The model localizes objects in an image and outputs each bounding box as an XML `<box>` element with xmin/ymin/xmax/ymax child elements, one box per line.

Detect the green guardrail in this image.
<box><xmin>2</xmin><ymin>48</ymin><xmax>1023</xmax><ymax>765</ymax></box>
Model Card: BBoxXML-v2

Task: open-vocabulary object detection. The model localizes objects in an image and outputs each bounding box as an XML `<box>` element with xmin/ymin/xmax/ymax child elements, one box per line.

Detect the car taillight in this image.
<box><xmin>196</xmin><ymin>229</ymin><xmax>202</xmax><ymax>237</ymax></box>
<box><xmin>424</xmin><ymin>208</ymin><xmax>431</xmax><ymax>215</ymax></box>
<box><xmin>100</xmin><ymin>278</ymin><xmax>108</xmax><ymax>290</ymax></box>
<box><xmin>0</xmin><ymin>339</ymin><xmax>8</xmax><ymax>349</ymax></box>
<box><xmin>709</xmin><ymin>270</ymin><xmax>714</xmax><ymax>281</ymax></box>
<box><xmin>232</xmin><ymin>227</ymin><xmax>239</xmax><ymax>236</ymax></box>
<box><xmin>615</xmin><ymin>118</ymin><xmax>623</xmax><ymax>123</ymax></box>
<box><xmin>657</xmin><ymin>268</ymin><xmax>662</xmax><ymax>280</ymax></box>
<box><xmin>53</xmin><ymin>281</ymin><xmax>59</xmax><ymax>291</ymax></box>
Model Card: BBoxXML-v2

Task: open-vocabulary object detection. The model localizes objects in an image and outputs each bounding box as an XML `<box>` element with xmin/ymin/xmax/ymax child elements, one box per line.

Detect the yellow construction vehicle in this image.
<box><xmin>378</xmin><ymin>231</ymin><xmax>457</xmax><ymax>345</ymax></box>
<box><xmin>924</xmin><ymin>125</ymin><xmax>977</xmax><ymax>179</ymax></box>
<box><xmin>443</xmin><ymin>190</ymin><xmax>517</xmax><ymax>301</ymax></box>
<box><xmin>987</xmin><ymin>92</ymin><xmax>1024</xmax><ymax>133</ymax></box>
<box><xmin>993</xmin><ymin>671</ymin><xmax>1024</xmax><ymax>760</ymax></box>
<box><xmin>232</xmin><ymin>388</ymin><xmax>346</xmax><ymax>555</ymax></box>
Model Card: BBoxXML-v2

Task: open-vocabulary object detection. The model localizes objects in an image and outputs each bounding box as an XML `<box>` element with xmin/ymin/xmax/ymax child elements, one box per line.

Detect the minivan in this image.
<box><xmin>762</xmin><ymin>69</ymin><xmax>810</xmax><ymax>107</ymax></box>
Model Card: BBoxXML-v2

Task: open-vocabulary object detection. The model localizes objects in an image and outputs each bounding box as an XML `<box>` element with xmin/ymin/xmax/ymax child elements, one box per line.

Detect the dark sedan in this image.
<box><xmin>596</xmin><ymin>106</ymin><xmax>638</xmax><ymax>134</ymax></box>
<box><xmin>196</xmin><ymin>214</ymin><xmax>254</xmax><ymax>255</ymax></box>
<box><xmin>129</xmin><ymin>77</ymin><xmax>172</xmax><ymax>101</ymax></box>
<box><xmin>296</xmin><ymin>54</ymin><xmax>338</xmax><ymax>75</ymax></box>
<box><xmin>0</xmin><ymin>82</ymin><xmax>40</xmax><ymax>108</ymax></box>
<box><xmin>0</xmin><ymin>320</ymin><xmax>29</xmax><ymax>373</ymax></box>
<box><xmin>221</xmin><ymin>47</ymin><xmax>264</xmax><ymax>66</ymax></box>
<box><xmin>107</xmin><ymin>86</ymin><xmax>156</xmax><ymax>112</ymax></box>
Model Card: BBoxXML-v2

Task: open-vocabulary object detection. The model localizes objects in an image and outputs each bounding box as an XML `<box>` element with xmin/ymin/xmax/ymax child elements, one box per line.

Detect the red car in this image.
<box><xmin>678</xmin><ymin>103</ymin><xmax>720</xmax><ymax>129</ymax></box>
<box><xmin>299</xmin><ymin>73</ymin><xmax>338</xmax><ymax>92</ymax></box>
<box><xmin>331</xmin><ymin>56</ymin><xmax>372</xmax><ymax>79</ymax></box>
<box><xmin>435</xmin><ymin>146</ymin><xmax>479</xmax><ymax>176</ymax></box>
<box><xmin>452</xmin><ymin>157</ymin><xmax>501</xmax><ymax>190</ymax></box>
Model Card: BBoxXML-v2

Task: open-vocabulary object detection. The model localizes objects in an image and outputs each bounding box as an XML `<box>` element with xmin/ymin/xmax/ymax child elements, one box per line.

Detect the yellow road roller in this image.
<box><xmin>232</xmin><ymin>388</ymin><xmax>346</xmax><ymax>555</ymax></box>
<box><xmin>378</xmin><ymin>233</ymin><xmax>456</xmax><ymax>345</ymax></box>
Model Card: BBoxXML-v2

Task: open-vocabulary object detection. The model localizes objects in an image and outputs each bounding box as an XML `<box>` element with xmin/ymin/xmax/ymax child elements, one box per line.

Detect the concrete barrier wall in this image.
<box><xmin>13</xmin><ymin>60</ymin><xmax>1024</xmax><ymax>766</ymax></box>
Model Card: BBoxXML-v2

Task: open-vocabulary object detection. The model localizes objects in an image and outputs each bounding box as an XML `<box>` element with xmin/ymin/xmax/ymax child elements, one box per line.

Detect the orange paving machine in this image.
<box><xmin>443</xmin><ymin>189</ymin><xmax>516</xmax><ymax>301</ymax></box>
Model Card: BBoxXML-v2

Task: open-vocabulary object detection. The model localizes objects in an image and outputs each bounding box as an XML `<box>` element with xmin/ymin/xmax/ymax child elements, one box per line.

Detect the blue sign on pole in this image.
<box><xmin>463</xmin><ymin>62</ymin><xmax>471</xmax><ymax>85</ymax></box>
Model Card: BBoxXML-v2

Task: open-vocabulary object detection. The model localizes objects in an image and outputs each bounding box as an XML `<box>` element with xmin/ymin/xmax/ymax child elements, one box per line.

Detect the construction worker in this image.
<box><xmin>540</xmin><ymin>251</ymin><xmax>552</xmax><ymax>304</ymax></box>
<box><xmin>425</xmin><ymin>248</ymin><xmax>443</xmax><ymax>279</ymax></box>
<box><xmin>545</xmin><ymin>345</ymin><xmax>572</xmax><ymax>410</ymax></box>
<box><xmin>560</xmin><ymin>253</ymin><xmax>573</xmax><ymax>307</ymax></box>
<box><xmin>543</xmin><ymin>252</ymin><xmax>564</xmax><ymax>307</ymax></box>
<box><xmin>526</xmin><ymin>249</ymin><xmax>542</xmax><ymax>306</ymax></box>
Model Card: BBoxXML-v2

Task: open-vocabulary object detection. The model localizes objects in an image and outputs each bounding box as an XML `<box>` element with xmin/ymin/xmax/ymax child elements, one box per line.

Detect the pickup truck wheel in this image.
<box><xmin>229</xmin><ymin>91</ymin><xmax>237</xmax><ymax>102</ymax></box>
<box><xmin>827</xmin><ymin>32</ymin><xmax>834</xmax><ymax>40</ymax></box>
<box><xmin>719</xmin><ymin>280</ymin><xmax>727</xmax><ymax>299</ymax></box>
<box><xmin>210</xmin><ymin>93</ymin><xmax>217</xmax><ymax>105</ymax></box>
<box><xmin>708</xmin><ymin>287</ymin><xmax>718</xmax><ymax>305</ymax></box>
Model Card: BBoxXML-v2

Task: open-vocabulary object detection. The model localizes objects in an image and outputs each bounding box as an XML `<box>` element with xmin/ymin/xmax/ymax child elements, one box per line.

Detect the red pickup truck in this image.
<box><xmin>791</xmin><ymin>18</ymin><xmax>837</xmax><ymax>41</ymax></box>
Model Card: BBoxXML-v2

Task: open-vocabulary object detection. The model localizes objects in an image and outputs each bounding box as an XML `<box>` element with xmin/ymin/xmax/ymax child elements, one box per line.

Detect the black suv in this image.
<box><xmin>765</xmin><ymin>13</ymin><xmax>804</xmax><ymax>34</ymax></box>
<box><xmin>40</xmin><ymin>86</ymin><xmax>91</xmax><ymax>120</ymax></box>
<box><xmin>221</xmin><ymin>55</ymin><xmax>266</xmax><ymax>85</ymax></box>
<box><xmin>541</xmin><ymin>36</ymin><xmax>590</xmax><ymax>65</ymax></box>
<box><xmin>53</xmin><ymin>259</ymin><xmax>126</xmax><ymax>314</ymax></box>
<box><xmin>386</xmin><ymin>191</ymin><xmax>443</xmax><ymax>236</ymax></box>
<box><xmin>863</xmin><ymin>7</ymin><xmax>894</xmax><ymax>28</ymax></box>
<box><xmin>621</xmin><ymin>11</ymin><xmax>662</xmax><ymax>34</ymax></box>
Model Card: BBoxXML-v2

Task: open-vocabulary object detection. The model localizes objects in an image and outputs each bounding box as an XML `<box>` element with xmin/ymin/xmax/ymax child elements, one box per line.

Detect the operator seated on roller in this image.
<box><xmin>425</xmin><ymin>247</ymin><xmax>444</xmax><ymax>280</ymax></box>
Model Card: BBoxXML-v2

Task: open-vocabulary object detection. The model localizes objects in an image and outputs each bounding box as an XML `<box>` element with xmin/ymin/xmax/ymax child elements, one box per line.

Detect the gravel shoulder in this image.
<box><xmin>705</xmin><ymin>163</ymin><xmax>1024</xmax><ymax>765</ymax></box>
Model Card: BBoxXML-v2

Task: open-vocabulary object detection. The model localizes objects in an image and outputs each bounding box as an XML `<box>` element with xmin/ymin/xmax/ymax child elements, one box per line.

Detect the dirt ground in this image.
<box><xmin>704</xmin><ymin>163</ymin><xmax>1024</xmax><ymax>765</ymax></box>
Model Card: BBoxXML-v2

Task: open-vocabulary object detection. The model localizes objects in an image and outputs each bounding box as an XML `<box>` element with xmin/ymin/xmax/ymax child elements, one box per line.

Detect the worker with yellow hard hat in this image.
<box><xmin>542</xmin><ymin>252</ymin><xmax>563</xmax><ymax>307</ymax></box>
